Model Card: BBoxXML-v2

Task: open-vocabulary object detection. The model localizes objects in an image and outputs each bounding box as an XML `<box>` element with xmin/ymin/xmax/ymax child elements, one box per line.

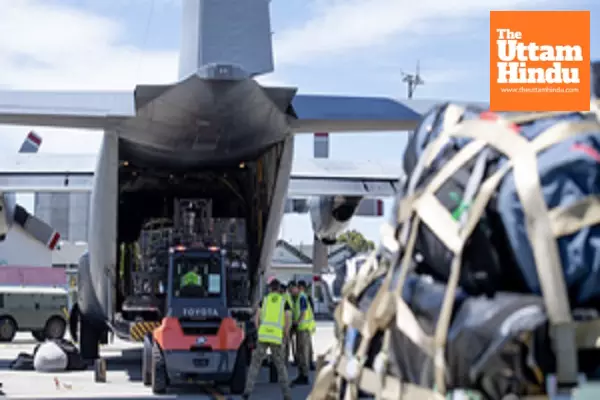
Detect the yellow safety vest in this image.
<box><xmin>181</xmin><ymin>271</ymin><xmax>200</xmax><ymax>287</ymax></box>
<box><xmin>284</xmin><ymin>293</ymin><xmax>293</xmax><ymax>309</ymax></box>
<box><xmin>294</xmin><ymin>292</ymin><xmax>315</xmax><ymax>332</ymax></box>
<box><xmin>258</xmin><ymin>293</ymin><xmax>286</xmax><ymax>345</ymax></box>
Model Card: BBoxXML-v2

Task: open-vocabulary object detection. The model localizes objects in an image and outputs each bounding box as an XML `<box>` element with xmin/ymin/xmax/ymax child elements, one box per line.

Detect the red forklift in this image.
<box><xmin>141</xmin><ymin>244</ymin><xmax>256</xmax><ymax>394</ymax></box>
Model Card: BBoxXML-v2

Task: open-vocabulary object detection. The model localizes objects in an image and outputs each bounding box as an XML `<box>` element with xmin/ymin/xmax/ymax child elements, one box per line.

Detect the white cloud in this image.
<box><xmin>272</xmin><ymin>0</ymin><xmax>562</xmax><ymax>66</ymax></box>
<box><xmin>0</xmin><ymin>0</ymin><xmax>178</xmax><ymax>90</ymax></box>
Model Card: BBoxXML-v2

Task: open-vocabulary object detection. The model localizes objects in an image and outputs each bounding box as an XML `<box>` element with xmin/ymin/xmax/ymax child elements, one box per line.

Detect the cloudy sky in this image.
<box><xmin>1</xmin><ymin>0</ymin><xmax>598</xmax><ymax>243</ymax></box>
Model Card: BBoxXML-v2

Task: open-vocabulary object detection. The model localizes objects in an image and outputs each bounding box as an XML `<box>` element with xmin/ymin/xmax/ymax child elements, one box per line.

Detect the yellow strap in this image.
<box><xmin>395</xmin><ymin>296</ymin><xmax>435</xmax><ymax>357</ymax></box>
<box><xmin>351</xmin><ymin>251</ymin><xmax>383</xmax><ymax>297</ymax></box>
<box><xmin>309</xmin><ymin>362</ymin><xmax>337</xmax><ymax>399</ymax></box>
<box><xmin>442</xmin><ymin>103</ymin><xmax>466</xmax><ymax>129</ymax></box>
<box><xmin>447</xmin><ymin>119</ymin><xmax>530</xmax><ymax>159</ymax></box>
<box><xmin>511</xmin><ymin>145</ymin><xmax>571</xmax><ymax>320</ymax></box>
<box><xmin>431</xmin><ymin>162</ymin><xmax>512</xmax><ymax>392</ymax></box>
<box><xmin>373</xmin><ymin>330</ymin><xmax>391</xmax><ymax>400</ymax></box>
<box><xmin>335</xmin><ymin>355</ymin><xmax>445</xmax><ymax>400</ymax></box>
<box><xmin>548</xmin><ymin>195</ymin><xmax>600</xmax><ymax>238</ymax></box>
<box><xmin>393</xmin><ymin>215</ymin><xmax>422</xmax><ymax>298</ymax></box>
<box><xmin>449</xmin><ymin>117</ymin><xmax>579</xmax><ymax>384</ymax></box>
<box><xmin>424</xmin><ymin>140</ymin><xmax>487</xmax><ymax>195</ymax></box>
<box><xmin>506</xmin><ymin>111</ymin><xmax>576</xmax><ymax>125</ymax></box>
<box><xmin>530</xmin><ymin>120</ymin><xmax>599</xmax><ymax>152</ymax></box>
<box><xmin>396</xmin><ymin>192</ymin><xmax>420</xmax><ymax>226</ymax></box>
<box><xmin>421</xmin><ymin>103</ymin><xmax>466</xmax><ymax>169</ymax></box>
<box><xmin>319</xmin><ymin>112</ymin><xmax>600</xmax><ymax>399</ymax></box>
<box><xmin>448</xmin><ymin>119</ymin><xmax>573</xmax><ymax>323</ymax></box>
<box><xmin>415</xmin><ymin>193</ymin><xmax>462</xmax><ymax>254</ymax></box>
<box><xmin>380</xmin><ymin>222</ymin><xmax>400</xmax><ymax>253</ymax></box>
<box><xmin>354</xmin><ymin>272</ymin><xmax>395</xmax><ymax>358</ymax></box>
<box><xmin>341</xmin><ymin>299</ymin><xmax>365</xmax><ymax>331</ymax></box>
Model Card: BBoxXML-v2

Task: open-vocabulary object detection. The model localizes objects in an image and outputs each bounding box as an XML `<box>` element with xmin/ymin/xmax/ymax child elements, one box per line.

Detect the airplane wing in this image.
<box><xmin>0</xmin><ymin>90</ymin><xmax>134</xmax><ymax>129</ymax></box>
<box><xmin>289</xmin><ymin>95</ymin><xmax>489</xmax><ymax>133</ymax></box>
<box><xmin>0</xmin><ymin>154</ymin><xmax>400</xmax><ymax>197</ymax></box>
<box><xmin>0</xmin><ymin>154</ymin><xmax>96</xmax><ymax>192</ymax></box>
<box><xmin>0</xmin><ymin>87</ymin><xmax>485</xmax><ymax>134</ymax></box>
<box><xmin>288</xmin><ymin>158</ymin><xmax>401</xmax><ymax>197</ymax></box>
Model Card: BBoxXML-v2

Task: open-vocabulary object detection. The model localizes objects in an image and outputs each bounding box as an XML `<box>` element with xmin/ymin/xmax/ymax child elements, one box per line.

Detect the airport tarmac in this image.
<box><xmin>0</xmin><ymin>321</ymin><xmax>335</xmax><ymax>399</ymax></box>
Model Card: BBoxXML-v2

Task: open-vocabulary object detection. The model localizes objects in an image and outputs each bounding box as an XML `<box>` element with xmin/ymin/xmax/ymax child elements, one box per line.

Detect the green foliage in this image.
<box><xmin>337</xmin><ymin>229</ymin><xmax>375</xmax><ymax>253</ymax></box>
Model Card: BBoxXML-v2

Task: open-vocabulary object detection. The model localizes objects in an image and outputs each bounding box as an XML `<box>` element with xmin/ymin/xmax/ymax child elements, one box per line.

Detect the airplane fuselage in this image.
<box><xmin>79</xmin><ymin>70</ymin><xmax>295</xmax><ymax>330</ymax></box>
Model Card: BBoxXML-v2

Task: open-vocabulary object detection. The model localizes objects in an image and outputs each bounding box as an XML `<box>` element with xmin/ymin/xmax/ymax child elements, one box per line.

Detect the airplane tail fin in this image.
<box><xmin>178</xmin><ymin>0</ymin><xmax>274</xmax><ymax>79</ymax></box>
<box><xmin>18</xmin><ymin>131</ymin><xmax>42</xmax><ymax>153</ymax></box>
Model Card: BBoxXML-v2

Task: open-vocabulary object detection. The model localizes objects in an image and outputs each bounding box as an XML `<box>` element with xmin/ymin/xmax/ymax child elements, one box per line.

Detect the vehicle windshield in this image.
<box><xmin>171</xmin><ymin>251</ymin><xmax>222</xmax><ymax>298</ymax></box>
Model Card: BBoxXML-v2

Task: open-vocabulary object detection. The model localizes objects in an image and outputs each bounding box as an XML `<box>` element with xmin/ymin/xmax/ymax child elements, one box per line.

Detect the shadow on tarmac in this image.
<box><xmin>0</xmin><ymin>345</ymin><xmax>316</xmax><ymax>399</ymax></box>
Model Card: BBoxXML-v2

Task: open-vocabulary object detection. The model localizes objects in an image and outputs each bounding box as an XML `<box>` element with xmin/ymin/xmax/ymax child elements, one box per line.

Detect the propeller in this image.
<box><xmin>0</xmin><ymin>130</ymin><xmax>62</xmax><ymax>250</ymax></box>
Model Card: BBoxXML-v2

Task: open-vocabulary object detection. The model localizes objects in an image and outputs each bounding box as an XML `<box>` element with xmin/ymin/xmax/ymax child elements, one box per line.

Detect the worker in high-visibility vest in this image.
<box><xmin>278</xmin><ymin>283</ymin><xmax>294</xmax><ymax>365</ymax></box>
<box><xmin>180</xmin><ymin>266</ymin><xmax>201</xmax><ymax>287</ymax></box>
<box><xmin>287</xmin><ymin>281</ymin><xmax>299</xmax><ymax>365</ymax></box>
<box><xmin>243</xmin><ymin>279</ymin><xmax>292</xmax><ymax>400</ymax></box>
<box><xmin>291</xmin><ymin>280</ymin><xmax>316</xmax><ymax>386</ymax></box>
<box><xmin>281</xmin><ymin>283</ymin><xmax>294</xmax><ymax>309</ymax></box>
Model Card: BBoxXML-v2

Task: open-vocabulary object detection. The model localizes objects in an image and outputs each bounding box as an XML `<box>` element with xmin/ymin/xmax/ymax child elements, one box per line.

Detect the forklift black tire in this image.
<box><xmin>151</xmin><ymin>341</ymin><xmax>168</xmax><ymax>394</ymax></box>
<box><xmin>79</xmin><ymin>317</ymin><xmax>100</xmax><ymax>360</ymax></box>
<box><xmin>68</xmin><ymin>303</ymin><xmax>80</xmax><ymax>342</ymax></box>
<box><xmin>142</xmin><ymin>334</ymin><xmax>153</xmax><ymax>387</ymax></box>
<box><xmin>229</xmin><ymin>346</ymin><xmax>248</xmax><ymax>395</ymax></box>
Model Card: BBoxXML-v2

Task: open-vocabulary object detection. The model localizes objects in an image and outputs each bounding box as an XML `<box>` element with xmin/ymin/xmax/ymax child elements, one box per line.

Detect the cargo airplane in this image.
<box><xmin>0</xmin><ymin>0</ymin><xmax>456</xmax><ymax>359</ymax></box>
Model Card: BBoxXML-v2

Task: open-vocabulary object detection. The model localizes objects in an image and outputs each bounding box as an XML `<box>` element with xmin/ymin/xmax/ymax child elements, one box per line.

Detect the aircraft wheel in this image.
<box><xmin>142</xmin><ymin>334</ymin><xmax>153</xmax><ymax>387</ymax></box>
<box><xmin>229</xmin><ymin>346</ymin><xmax>248</xmax><ymax>394</ymax></box>
<box><xmin>31</xmin><ymin>330</ymin><xmax>46</xmax><ymax>342</ymax></box>
<box><xmin>151</xmin><ymin>341</ymin><xmax>168</xmax><ymax>394</ymax></box>
<box><xmin>79</xmin><ymin>316</ymin><xmax>100</xmax><ymax>360</ymax></box>
<box><xmin>44</xmin><ymin>316</ymin><xmax>66</xmax><ymax>340</ymax></box>
<box><xmin>0</xmin><ymin>316</ymin><xmax>17</xmax><ymax>342</ymax></box>
<box><xmin>68</xmin><ymin>303</ymin><xmax>80</xmax><ymax>342</ymax></box>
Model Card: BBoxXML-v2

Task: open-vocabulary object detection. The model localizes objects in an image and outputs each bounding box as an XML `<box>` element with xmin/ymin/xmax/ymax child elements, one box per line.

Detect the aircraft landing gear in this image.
<box><xmin>79</xmin><ymin>315</ymin><xmax>101</xmax><ymax>361</ymax></box>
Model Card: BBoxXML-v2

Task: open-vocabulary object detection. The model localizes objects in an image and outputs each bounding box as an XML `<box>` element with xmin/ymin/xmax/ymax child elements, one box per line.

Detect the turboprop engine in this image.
<box><xmin>309</xmin><ymin>195</ymin><xmax>362</xmax><ymax>245</ymax></box>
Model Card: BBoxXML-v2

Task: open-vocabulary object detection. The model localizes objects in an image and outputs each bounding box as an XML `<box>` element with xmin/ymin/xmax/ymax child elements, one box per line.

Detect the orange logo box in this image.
<box><xmin>489</xmin><ymin>11</ymin><xmax>590</xmax><ymax>112</ymax></box>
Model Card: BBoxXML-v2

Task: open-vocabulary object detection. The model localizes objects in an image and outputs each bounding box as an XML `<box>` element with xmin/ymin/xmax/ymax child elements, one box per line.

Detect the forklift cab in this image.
<box><xmin>166</xmin><ymin>245</ymin><xmax>228</xmax><ymax>319</ymax></box>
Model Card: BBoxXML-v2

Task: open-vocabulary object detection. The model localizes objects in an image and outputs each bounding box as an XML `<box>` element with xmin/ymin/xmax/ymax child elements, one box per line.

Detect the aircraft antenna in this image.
<box><xmin>401</xmin><ymin>60</ymin><xmax>425</xmax><ymax>99</ymax></box>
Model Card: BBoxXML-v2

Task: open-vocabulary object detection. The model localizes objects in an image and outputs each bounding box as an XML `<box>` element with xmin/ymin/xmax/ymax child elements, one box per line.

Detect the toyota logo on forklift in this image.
<box><xmin>196</xmin><ymin>336</ymin><xmax>207</xmax><ymax>345</ymax></box>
